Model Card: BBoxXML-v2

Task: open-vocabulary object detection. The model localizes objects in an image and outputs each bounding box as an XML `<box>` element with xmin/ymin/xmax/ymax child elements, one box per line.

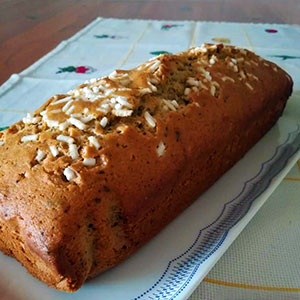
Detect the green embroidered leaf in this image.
<box><xmin>57</xmin><ymin>66</ymin><xmax>77</xmax><ymax>73</ymax></box>
<box><xmin>94</xmin><ymin>34</ymin><xmax>110</xmax><ymax>39</ymax></box>
<box><xmin>0</xmin><ymin>126</ymin><xmax>9</xmax><ymax>131</ymax></box>
<box><xmin>150</xmin><ymin>51</ymin><xmax>172</xmax><ymax>56</ymax></box>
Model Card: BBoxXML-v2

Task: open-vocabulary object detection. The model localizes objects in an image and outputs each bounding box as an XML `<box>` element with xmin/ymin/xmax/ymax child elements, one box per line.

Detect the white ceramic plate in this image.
<box><xmin>1</xmin><ymin>93</ymin><xmax>300</xmax><ymax>300</ymax></box>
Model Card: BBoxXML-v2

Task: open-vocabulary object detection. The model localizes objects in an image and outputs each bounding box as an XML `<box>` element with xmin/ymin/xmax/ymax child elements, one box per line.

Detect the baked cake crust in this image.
<box><xmin>0</xmin><ymin>44</ymin><xmax>293</xmax><ymax>291</ymax></box>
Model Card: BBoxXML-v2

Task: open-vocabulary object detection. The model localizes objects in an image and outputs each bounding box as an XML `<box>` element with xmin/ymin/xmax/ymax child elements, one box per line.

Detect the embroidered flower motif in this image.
<box><xmin>212</xmin><ymin>37</ymin><xmax>230</xmax><ymax>43</ymax></box>
<box><xmin>265</xmin><ymin>29</ymin><xmax>278</xmax><ymax>33</ymax></box>
<box><xmin>94</xmin><ymin>34</ymin><xmax>125</xmax><ymax>39</ymax></box>
<box><xmin>75</xmin><ymin>66</ymin><xmax>89</xmax><ymax>73</ymax></box>
<box><xmin>150</xmin><ymin>51</ymin><xmax>172</xmax><ymax>56</ymax></box>
<box><xmin>56</xmin><ymin>66</ymin><xmax>96</xmax><ymax>74</ymax></box>
<box><xmin>161</xmin><ymin>24</ymin><xmax>183</xmax><ymax>30</ymax></box>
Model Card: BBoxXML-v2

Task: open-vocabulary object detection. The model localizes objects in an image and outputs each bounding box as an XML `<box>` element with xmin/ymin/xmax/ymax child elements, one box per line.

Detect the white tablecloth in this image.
<box><xmin>1</xmin><ymin>18</ymin><xmax>300</xmax><ymax>300</ymax></box>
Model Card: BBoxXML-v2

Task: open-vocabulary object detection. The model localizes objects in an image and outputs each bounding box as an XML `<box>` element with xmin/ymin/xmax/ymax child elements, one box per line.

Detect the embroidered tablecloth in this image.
<box><xmin>1</xmin><ymin>18</ymin><xmax>300</xmax><ymax>300</ymax></box>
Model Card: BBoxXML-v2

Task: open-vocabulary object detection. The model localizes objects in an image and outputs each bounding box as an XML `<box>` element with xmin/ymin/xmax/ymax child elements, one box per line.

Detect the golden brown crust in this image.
<box><xmin>0</xmin><ymin>44</ymin><xmax>293</xmax><ymax>292</ymax></box>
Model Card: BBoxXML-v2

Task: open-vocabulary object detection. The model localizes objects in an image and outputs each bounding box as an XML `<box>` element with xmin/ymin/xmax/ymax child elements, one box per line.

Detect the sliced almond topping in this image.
<box><xmin>59</xmin><ymin>121</ymin><xmax>69</xmax><ymax>131</ymax></box>
<box><xmin>239</xmin><ymin>70</ymin><xmax>246</xmax><ymax>79</ymax></box>
<box><xmin>100</xmin><ymin>117</ymin><xmax>108</xmax><ymax>128</ymax></box>
<box><xmin>69</xmin><ymin>144</ymin><xmax>79</xmax><ymax>159</ymax></box>
<box><xmin>209</xmin><ymin>58</ymin><xmax>215</xmax><ymax>65</ymax></box>
<box><xmin>139</xmin><ymin>88</ymin><xmax>152</xmax><ymax>95</ymax></box>
<box><xmin>51</xmin><ymin>96</ymin><xmax>72</xmax><ymax>105</ymax></box>
<box><xmin>57</xmin><ymin>135</ymin><xmax>74</xmax><ymax>144</ymax></box>
<box><xmin>198</xmin><ymin>81</ymin><xmax>208</xmax><ymax>90</ymax></box>
<box><xmin>35</xmin><ymin>149</ymin><xmax>45</xmax><ymax>162</ymax></box>
<box><xmin>184</xmin><ymin>87</ymin><xmax>191</xmax><ymax>95</ymax></box>
<box><xmin>83</xmin><ymin>158</ymin><xmax>96</xmax><ymax>166</ymax></box>
<box><xmin>163</xmin><ymin>100</ymin><xmax>176</xmax><ymax>111</ymax></box>
<box><xmin>62</xmin><ymin>100</ymin><xmax>73</xmax><ymax>112</ymax></box>
<box><xmin>112</xmin><ymin>109</ymin><xmax>133</xmax><ymax>117</ymax></box>
<box><xmin>23</xmin><ymin>113</ymin><xmax>39</xmax><ymax>124</ymax></box>
<box><xmin>68</xmin><ymin>117</ymin><xmax>87</xmax><ymax>130</ymax></box>
<box><xmin>221</xmin><ymin>76</ymin><xmax>235</xmax><ymax>83</ymax></box>
<box><xmin>50</xmin><ymin>109</ymin><xmax>62</xmax><ymax>114</ymax></box>
<box><xmin>88</xmin><ymin>136</ymin><xmax>100</xmax><ymax>149</ymax></box>
<box><xmin>157</xmin><ymin>141</ymin><xmax>166</xmax><ymax>157</ymax></box>
<box><xmin>171</xmin><ymin>100</ymin><xmax>179</xmax><ymax>108</ymax></box>
<box><xmin>210</xmin><ymin>85</ymin><xmax>216</xmax><ymax>97</ymax></box>
<box><xmin>65</xmin><ymin>105</ymin><xmax>75</xmax><ymax>115</ymax></box>
<box><xmin>186</xmin><ymin>77</ymin><xmax>199</xmax><ymax>87</ymax></box>
<box><xmin>49</xmin><ymin>145</ymin><xmax>59</xmax><ymax>157</ymax></box>
<box><xmin>149</xmin><ymin>60</ymin><xmax>161</xmax><ymax>73</ymax></box>
<box><xmin>21</xmin><ymin>134</ymin><xmax>38</xmax><ymax>142</ymax></box>
<box><xmin>245</xmin><ymin>82</ymin><xmax>254</xmax><ymax>90</ymax></box>
<box><xmin>144</xmin><ymin>111</ymin><xmax>156</xmax><ymax>128</ymax></box>
<box><xmin>81</xmin><ymin>115</ymin><xmax>94</xmax><ymax>123</ymax></box>
<box><xmin>147</xmin><ymin>80</ymin><xmax>157</xmax><ymax>92</ymax></box>
<box><xmin>250</xmin><ymin>60</ymin><xmax>258</xmax><ymax>67</ymax></box>
<box><xmin>63</xmin><ymin>167</ymin><xmax>76</xmax><ymax>181</ymax></box>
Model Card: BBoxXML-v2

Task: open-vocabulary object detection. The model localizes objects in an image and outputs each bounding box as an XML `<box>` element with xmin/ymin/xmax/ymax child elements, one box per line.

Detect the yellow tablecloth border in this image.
<box><xmin>203</xmin><ymin>277</ymin><xmax>300</xmax><ymax>292</ymax></box>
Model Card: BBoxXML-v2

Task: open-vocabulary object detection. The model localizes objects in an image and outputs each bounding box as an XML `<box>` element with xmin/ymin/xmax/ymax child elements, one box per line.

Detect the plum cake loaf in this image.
<box><xmin>0</xmin><ymin>44</ymin><xmax>293</xmax><ymax>292</ymax></box>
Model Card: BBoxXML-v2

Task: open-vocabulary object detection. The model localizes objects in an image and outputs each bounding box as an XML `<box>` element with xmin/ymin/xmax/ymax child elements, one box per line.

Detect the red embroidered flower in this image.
<box><xmin>265</xmin><ymin>29</ymin><xmax>278</xmax><ymax>33</ymax></box>
<box><xmin>56</xmin><ymin>65</ymin><xmax>96</xmax><ymax>74</ymax></box>
<box><xmin>161</xmin><ymin>24</ymin><xmax>183</xmax><ymax>30</ymax></box>
<box><xmin>75</xmin><ymin>66</ymin><xmax>89</xmax><ymax>73</ymax></box>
